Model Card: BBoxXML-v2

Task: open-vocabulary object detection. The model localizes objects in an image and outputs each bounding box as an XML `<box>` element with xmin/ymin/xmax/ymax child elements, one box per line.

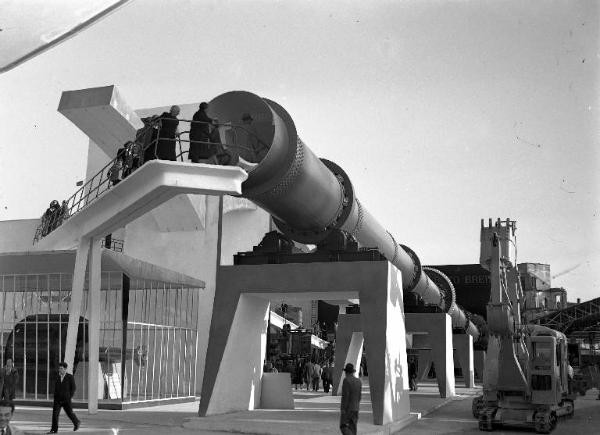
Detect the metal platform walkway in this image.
<box><xmin>534</xmin><ymin>297</ymin><xmax>600</xmax><ymax>334</ymax></box>
<box><xmin>35</xmin><ymin>160</ymin><xmax>247</xmax><ymax>250</ymax></box>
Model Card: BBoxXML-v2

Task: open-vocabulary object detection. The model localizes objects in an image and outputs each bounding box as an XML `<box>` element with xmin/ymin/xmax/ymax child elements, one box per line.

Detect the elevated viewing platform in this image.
<box><xmin>35</xmin><ymin>160</ymin><xmax>247</xmax><ymax>250</ymax></box>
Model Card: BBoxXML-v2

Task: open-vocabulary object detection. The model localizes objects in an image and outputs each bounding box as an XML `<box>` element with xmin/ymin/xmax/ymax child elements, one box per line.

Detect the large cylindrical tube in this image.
<box><xmin>209</xmin><ymin>91</ymin><xmax>479</xmax><ymax>340</ymax></box>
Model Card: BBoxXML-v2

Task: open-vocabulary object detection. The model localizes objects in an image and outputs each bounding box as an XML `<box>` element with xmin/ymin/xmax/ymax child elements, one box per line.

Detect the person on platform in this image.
<box><xmin>340</xmin><ymin>363</ymin><xmax>362</xmax><ymax>435</ymax></box>
<box><xmin>1</xmin><ymin>359</ymin><xmax>19</xmax><ymax>401</ymax></box>
<box><xmin>0</xmin><ymin>400</ymin><xmax>24</xmax><ymax>435</ymax></box>
<box><xmin>41</xmin><ymin>200</ymin><xmax>61</xmax><ymax>236</ymax></box>
<box><xmin>237</xmin><ymin>112</ymin><xmax>269</xmax><ymax>162</ymax></box>
<box><xmin>155</xmin><ymin>105</ymin><xmax>180</xmax><ymax>161</ymax></box>
<box><xmin>47</xmin><ymin>362</ymin><xmax>80</xmax><ymax>433</ymax></box>
<box><xmin>189</xmin><ymin>102</ymin><xmax>214</xmax><ymax>163</ymax></box>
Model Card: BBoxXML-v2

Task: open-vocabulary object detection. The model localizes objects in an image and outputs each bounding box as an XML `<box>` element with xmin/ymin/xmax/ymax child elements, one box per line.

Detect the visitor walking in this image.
<box><xmin>408</xmin><ymin>357</ymin><xmax>418</xmax><ymax>391</ymax></box>
<box><xmin>340</xmin><ymin>363</ymin><xmax>362</xmax><ymax>435</ymax></box>
<box><xmin>321</xmin><ymin>361</ymin><xmax>333</xmax><ymax>393</ymax></box>
<box><xmin>312</xmin><ymin>361</ymin><xmax>322</xmax><ymax>391</ymax></box>
<box><xmin>304</xmin><ymin>360</ymin><xmax>313</xmax><ymax>391</ymax></box>
<box><xmin>1</xmin><ymin>358</ymin><xmax>19</xmax><ymax>400</ymax></box>
<box><xmin>47</xmin><ymin>362</ymin><xmax>80</xmax><ymax>433</ymax></box>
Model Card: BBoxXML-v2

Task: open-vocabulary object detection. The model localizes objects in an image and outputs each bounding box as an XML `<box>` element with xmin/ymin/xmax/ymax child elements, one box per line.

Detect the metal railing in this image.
<box><xmin>33</xmin><ymin>116</ymin><xmax>267</xmax><ymax>244</ymax></box>
<box><xmin>101</xmin><ymin>237</ymin><xmax>124</xmax><ymax>252</ymax></box>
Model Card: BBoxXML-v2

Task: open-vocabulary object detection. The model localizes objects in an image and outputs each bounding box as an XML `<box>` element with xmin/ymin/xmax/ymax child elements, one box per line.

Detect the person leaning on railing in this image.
<box><xmin>155</xmin><ymin>105</ymin><xmax>180</xmax><ymax>161</ymax></box>
<box><xmin>189</xmin><ymin>102</ymin><xmax>214</xmax><ymax>163</ymax></box>
<box><xmin>41</xmin><ymin>200</ymin><xmax>61</xmax><ymax>236</ymax></box>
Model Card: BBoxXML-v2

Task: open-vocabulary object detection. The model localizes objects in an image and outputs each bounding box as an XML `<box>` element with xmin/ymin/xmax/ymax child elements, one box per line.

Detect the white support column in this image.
<box><xmin>65</xmin><ymin>238</ymin><xmax>91</xmax><ymax>374</ymax></box>
<box><xmin>336</xmin><ymin>332</ymin><xmax>364</xmax><ymax>395</ymax></box>
<box><xmin>454</xmin><ymin>334</ymin><xmax>475</xmax><ymax>388</ymax></box>
<box><xmin>87</xmin><ymin>238</ymin><xmax>102</xmax><ymax>413</ymax></box>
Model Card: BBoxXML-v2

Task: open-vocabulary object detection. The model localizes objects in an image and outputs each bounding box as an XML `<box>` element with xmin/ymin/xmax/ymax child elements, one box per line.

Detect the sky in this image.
<box><xmin>0</xmin><ymin>0</ymin><xmax>598</xmax><ymax>302</ymax></box>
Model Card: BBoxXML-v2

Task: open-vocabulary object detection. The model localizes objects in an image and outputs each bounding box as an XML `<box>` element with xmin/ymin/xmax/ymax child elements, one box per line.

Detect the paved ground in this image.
<box><xmin>8</xmin><ymin>381</ymin><xmax>598</xmax><ymax>434</ymax></box>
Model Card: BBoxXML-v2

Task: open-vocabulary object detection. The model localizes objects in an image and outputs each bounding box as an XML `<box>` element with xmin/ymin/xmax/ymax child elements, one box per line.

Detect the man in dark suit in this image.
<box><xmin>189</xmin><ymin>102</ymin><xmax>214</xmax><ymax>163</ymax></box>
<box><xmin>340</xmin><ymin>363</ymin><xmax>362</xmax><ymax>435</ymax></box>
<box><xmin>155</xmin><ymin>105</ymin><xmax>180</xmax><ymax>161</ymax></box>
<box><xmin>47</xmin><ymin>362</ymin><xmax>79</xmax><ymax>433</ymax></box>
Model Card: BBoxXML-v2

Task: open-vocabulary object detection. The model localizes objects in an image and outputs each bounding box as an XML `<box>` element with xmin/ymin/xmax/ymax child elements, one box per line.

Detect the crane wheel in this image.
<box><xmin>534</xmin><ymin>412</ymin><xmax>556</xmax><ymax>434</ymax></box>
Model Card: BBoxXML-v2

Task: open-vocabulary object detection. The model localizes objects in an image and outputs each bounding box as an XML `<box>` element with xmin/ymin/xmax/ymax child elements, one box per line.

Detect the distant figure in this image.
<box><xmin>312</xmin><ymin>361</ymin><xmax>322</xmax><ymax>391</ymax></box>
<box><xmin>155</xmin><ymin>105</ymin><xmax>180</xmax><ymax>161</ymax></box>
<box><xmin>567</xmin><ymin>363</ymin><xmax>574</xmax><ymax>394</ymax></box>
<box><xmin>0</xmin><ymin>400</ymin><xmax>24</xmax><ymax>435</ymax></box>
<box><xmin>59</xmin><ymin>201</ymin><xmax>70</xmax><ymax>223</ymax></box>
<box><xmin>234</xmin><ymin>112</ymin><xmax>267</xmax><ymax>162</ymax></box>
<box><xmin>321</xmin><ymin>361</ymin><xmax>333</xmax><ymax>393</ymax></box>
<box><xmin>293</xmin><ymin>359</ymin><xmax>303</xmax><ymax>390</ymax></box>
<box><xmin>121</xmin><ymin>141</ymin><xmax>142</xmax><ymax>178</ymax></box>
<box><xmin>304</xmin><ymin>360</ymin><xmax>314</xmax><ymax>391</ymax></box>
<box><xmin>408</xmin><ymin>357</ymin><xmax>418</xmax><ymax>391</ymax></box>
<box><xmin>47</xmin><ymin>362</ymin><xmax>80</xmax><ymax>433</ymax></box>
<box><xmin>340</xmin><ymin>363</ymin><xmax>362</xmax><ymax>435</ymax></box>
<box><xmin>42</xmin><ymin>200</ymin><xmax>61</xmax><ymax>236</ymax></box>
<box><xmin>1</xmin><ymin>358</ymin><xmax>19</xmax><ymax>400</ymax></box>
<box><xmin>189</xmin><ymin>102</ymin><xmax>214</xmax><ymax>163</ymax></box>
<box><xmin>140</xmin><ymin>114</ymin><xmax>161</xmax><ymax>163</ymax></box>
<box><xmin>107</xmin><ymin>156</ymin><xmax>123</xmax><ymax>186</ymax></box>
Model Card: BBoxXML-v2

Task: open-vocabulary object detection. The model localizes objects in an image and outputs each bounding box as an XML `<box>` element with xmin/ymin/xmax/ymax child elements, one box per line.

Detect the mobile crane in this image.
<box><xmin>473</xmin><ymin>219</ymin><xmax>574</xmax><ymax>433</ymax></box>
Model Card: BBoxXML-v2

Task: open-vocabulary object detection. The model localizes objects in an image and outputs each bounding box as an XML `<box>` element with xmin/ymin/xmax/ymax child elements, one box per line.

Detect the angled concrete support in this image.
<box><xmin>405</xmin><ymin>313</ymin><xmax>455</xmax><ymax>398</ymax></box>
<box><xmin>417</xmin><ymin>349</ymin><xmax>433</xmax><ymax>381</ymax></box>
<box><xmin>453</xmin><ymin>334</ymin><xmax>474</xmax><ymax>388</ymax></box>
<box><xmin>359</xmin><ymin>265</ymin><xmax>410</xmax><ymax>425</ymax></box>
<box><xmin>64</xmin><ymin>238</ymin><xmax>91</xmax><ymax>374</ymax></box>
<box><xmin>197</xmin><ymin>261</ymin><xmax>410</xmax><ymax>426</ymax></box>
<box><xmin>332</xmin><ymin>314</ymin><xmax>363</xmax><ymax>395</ymax></box>
<box><xmin>201</xmin><ymin>293</ymin><xmax>269</xmax><ymax>415</ymax></box>
<box><xmin>64</xmin><ymin>237</ymin><xmax>103</xmax><ymax>413</ymax></box>
<box><xmin>87</xmin><ymin>238</ymin><xmax>102</xmax><ymax>413</ymax></box>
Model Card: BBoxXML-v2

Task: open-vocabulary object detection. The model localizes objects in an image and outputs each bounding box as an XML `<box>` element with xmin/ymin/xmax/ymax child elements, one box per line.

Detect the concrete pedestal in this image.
<box><xmin>453</xmin><ymin>334</ymin><xmax>475</xmax><ymax>388</ymax></box>
<box><xmin>260</xmin><ymin>373</ymin><xmax>294</xmax><ymax>409</ymax></box>
<box><xmin>405</xmin><ymin>313</ymin><xmax>455</xmax><ymax>398</ymax></box>
<box><xmin>332</xmin><ymin>314</ymin><xmax>363</xmax><ymax>395</ymax></box>
<box><xmin>417</xmin><ymin>349</ymin><xmax>433</xmax><ymax>381</ymax></box>
<box><xmin>199</xmin><ymin>261</ymin><xmax>410</xmax><ymax>426</ymax></box>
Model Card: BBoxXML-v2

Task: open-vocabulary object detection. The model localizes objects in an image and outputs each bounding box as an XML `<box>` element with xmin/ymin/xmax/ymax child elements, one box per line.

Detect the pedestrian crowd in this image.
<box><xmin>290</xmin><ymin>358</ymin><xmax>334</xmax><ymax>393</ymax></box>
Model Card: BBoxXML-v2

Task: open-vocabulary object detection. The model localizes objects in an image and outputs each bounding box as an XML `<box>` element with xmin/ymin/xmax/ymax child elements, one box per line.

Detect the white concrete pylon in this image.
<box><xmin>453</xmin><ymin>333</ymin><xmax>475</xmax><ymax>388</ymax></box>
<box><xmin>64</xmin><ymin>238</ymin><xmax>91</xmax><ymax>375</ymax></box>
<box><xmin>87</xmin><ymin>238</ymin><xmax>102</xmax><ymax>413</ymax></box>
<box><xmin>64</xmin><ymin>236</ymin><xmax>102</xmax><ymax>414</ymax></box>
<box><xmin>405</xmin><ymin>313</ymin><xmax>456</xmax><ymax>398</ymax></box>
